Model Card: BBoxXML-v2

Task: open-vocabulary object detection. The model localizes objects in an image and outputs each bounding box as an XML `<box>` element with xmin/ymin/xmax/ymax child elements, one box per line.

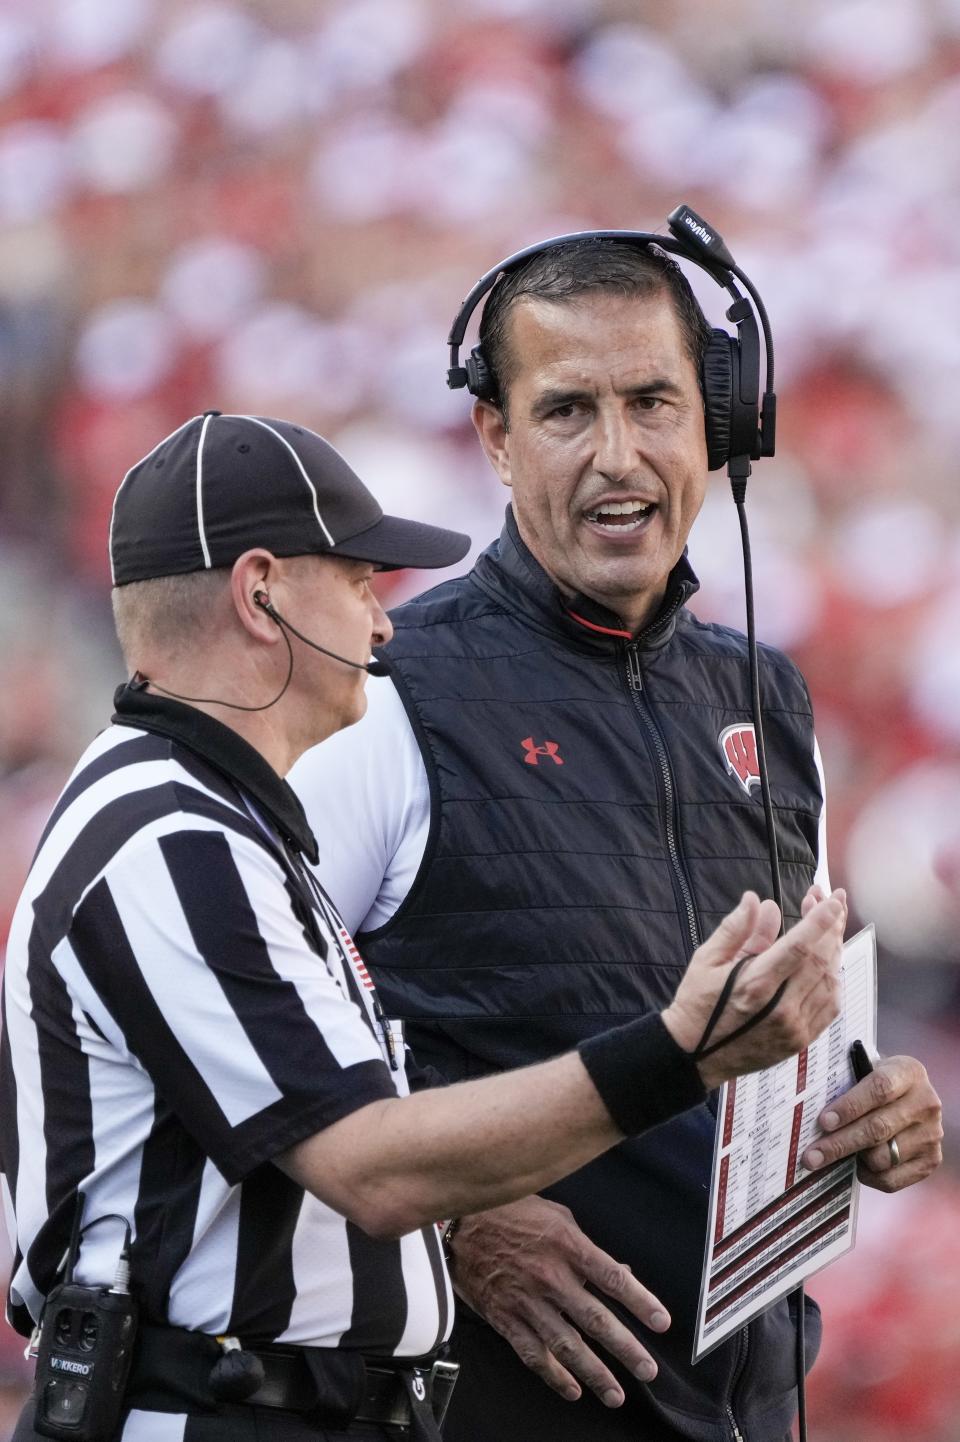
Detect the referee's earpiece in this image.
<box><xmin>251</xmin><ymin>588</ymin><xmax>388</xmax><ymax>678</ymax></box>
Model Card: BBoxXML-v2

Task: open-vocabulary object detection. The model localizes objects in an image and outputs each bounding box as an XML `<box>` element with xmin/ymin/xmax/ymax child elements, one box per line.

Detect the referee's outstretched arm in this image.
<box><xmin>279</xmin><ymin>888</ymin><xmax>845</xmax><ymax>1240</ymax></box>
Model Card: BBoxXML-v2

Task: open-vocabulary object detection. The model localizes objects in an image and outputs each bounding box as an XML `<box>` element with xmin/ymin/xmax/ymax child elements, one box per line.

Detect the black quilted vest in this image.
<box><xmin>360</xmin><ymin>511</ymin><xmax>825</xmax><ymax>1438</ymax></box>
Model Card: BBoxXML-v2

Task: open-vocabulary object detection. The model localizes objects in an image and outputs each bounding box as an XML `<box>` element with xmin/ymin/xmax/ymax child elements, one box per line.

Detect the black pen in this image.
<box><xmin>849</xmin><ymin>1038</ymin><xmax>903</xmax><ymax>1172</ymax></box>
<box><xmin>849</xmin><ymin>1039</ymin><xmax>874</xmax><ymax>1082</ymax></box>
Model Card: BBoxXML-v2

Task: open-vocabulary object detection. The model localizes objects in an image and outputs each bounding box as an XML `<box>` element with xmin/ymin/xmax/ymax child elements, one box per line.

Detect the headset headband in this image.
<box><xmin>446</xmin><ymin>204</ymin><xmax>776</xmax><ymax>473</ymax></box>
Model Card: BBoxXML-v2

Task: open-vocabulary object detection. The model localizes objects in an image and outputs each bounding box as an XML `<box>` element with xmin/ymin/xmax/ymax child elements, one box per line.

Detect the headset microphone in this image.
<box><xmin>253</xmin><ymin>592</ymin><xmax>388</xmax><ymax>677</ymax></box>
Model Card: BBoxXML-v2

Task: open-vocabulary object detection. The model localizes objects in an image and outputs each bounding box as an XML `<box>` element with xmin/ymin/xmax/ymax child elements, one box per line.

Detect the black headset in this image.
<box><xmin>446</xmin><ymin>203</ymin><xmax>776</xmax><ymax>477</ymax></box>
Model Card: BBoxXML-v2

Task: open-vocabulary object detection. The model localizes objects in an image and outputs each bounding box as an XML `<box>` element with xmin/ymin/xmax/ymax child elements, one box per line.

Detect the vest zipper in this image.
<box><xmin>724</xmin><ymin>1324</ymin><xmax>750</xmax><ymax>1441</ymax></box>
<box><xmin>627</xmin><ymin>639</ymin><xmax>747</xmax><ymax>1439</ymax></box>
<box><xmin>624</xmin><ymin>644</ymin><xmax>701</xmax><ymax>953</ymax></box>
<box><xmin>725</xmin><ymin>1407</ymin><xmax>745</xmax><ymax>1442</ymax></box>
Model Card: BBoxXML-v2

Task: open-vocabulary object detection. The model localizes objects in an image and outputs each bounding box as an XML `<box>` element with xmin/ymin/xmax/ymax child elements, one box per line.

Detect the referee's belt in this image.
<box><xmin>128</xmin><ymin>1323</ymin><xmax>458</xmax><ymax>1439</ymax></box>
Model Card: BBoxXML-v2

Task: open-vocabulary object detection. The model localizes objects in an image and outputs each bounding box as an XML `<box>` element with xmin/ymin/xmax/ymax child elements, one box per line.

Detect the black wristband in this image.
<box><xmin>578</xmin><ymin>1013</ymin><xmax>706</xmax><ymax>1136</ymax></box>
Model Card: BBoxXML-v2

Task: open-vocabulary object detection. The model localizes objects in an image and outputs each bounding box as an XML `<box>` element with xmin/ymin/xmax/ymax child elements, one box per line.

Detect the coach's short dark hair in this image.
<box><xmin>478</xmin><ymin>239</ymin><xmax>712</xmax><ymax>420</ymax></box>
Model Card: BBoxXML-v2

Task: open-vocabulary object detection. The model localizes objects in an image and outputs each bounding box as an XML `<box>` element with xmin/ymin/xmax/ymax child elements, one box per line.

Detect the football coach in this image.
<box><xmin>1</xmin><ymin>411</ymin><xmax>849</xmax><ymax>1442</ymax></box>
<box><xmin>290</xmin><ymin>240</ymin><xmax>944</xmax><ymax>1442</ymax></box>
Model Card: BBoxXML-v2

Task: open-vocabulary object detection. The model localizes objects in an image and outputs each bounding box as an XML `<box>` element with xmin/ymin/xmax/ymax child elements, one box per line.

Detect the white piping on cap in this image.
<box><xmin>108</xmin><ymin>415</ymin><xmax>199</xmax><ymax>584</ymax></box>
<box><xmin>237</xmin><ymin>414</ymin><xmax>335</xmax><ymax>547</ymax></box>
<box><xmin>195</xmin><ymin>412</ymin><xmax>216</xmax><ymax>569</ymax></box>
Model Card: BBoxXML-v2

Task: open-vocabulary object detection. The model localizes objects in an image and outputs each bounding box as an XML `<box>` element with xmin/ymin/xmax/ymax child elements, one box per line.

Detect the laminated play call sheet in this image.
<box><xmin>693</xmin><ymin>925</ymin><xmax>877</xmax><ymax>1362</ymax></box>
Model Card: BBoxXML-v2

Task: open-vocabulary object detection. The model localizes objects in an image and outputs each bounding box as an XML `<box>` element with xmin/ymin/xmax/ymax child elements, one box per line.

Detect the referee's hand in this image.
<box><xmin>447</xmin><ymin>1194</ymin><xmax>670</xmax><ymax>1407</ymax></box>
<box><xmin>661</xmin><ymin>888</ymin><xmax>846</xmax><ymax>1092</ymax></box>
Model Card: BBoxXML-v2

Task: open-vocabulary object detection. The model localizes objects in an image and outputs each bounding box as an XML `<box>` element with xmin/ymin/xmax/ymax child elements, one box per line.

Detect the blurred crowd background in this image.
<box><xmin>1</xmin><ymin>0</ymin><xmax>959</xmax><ymax>1436</ymax></box>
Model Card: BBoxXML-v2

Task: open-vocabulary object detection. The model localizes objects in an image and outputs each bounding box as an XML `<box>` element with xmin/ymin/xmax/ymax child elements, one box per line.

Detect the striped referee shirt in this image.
<box><xmin>0</xmin><ymin>684</ymin><xmax>452</xmax><ymax>1377</ymax></box>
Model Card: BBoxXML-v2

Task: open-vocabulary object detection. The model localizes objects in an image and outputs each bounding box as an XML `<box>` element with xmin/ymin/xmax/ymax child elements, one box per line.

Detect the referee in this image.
<box><xmin>1</xmin><ymin>412</ymin><xmax>846</xmax><ymax>1442</ymax></box>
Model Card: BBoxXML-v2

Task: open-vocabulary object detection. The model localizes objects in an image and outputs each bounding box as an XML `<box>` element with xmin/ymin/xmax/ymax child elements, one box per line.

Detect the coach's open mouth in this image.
<box><xmin>583</xmin><ymin>500</ymin><xmax>656</xmax><ymax>532</ymax></box>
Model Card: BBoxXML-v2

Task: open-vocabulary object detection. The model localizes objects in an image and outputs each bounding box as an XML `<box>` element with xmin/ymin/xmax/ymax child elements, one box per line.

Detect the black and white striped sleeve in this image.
<box><xmin>65</xmin><ymin>823</ymin><xmax>397</xmax><ymax>1184</ymax></box>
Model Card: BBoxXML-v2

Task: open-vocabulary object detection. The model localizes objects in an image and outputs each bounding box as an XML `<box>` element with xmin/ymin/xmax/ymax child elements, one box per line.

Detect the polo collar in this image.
<box><xmin>112</xmin><ymin>680</ymin><xmax>319</xmax><ymax>864</ymax></box>
<box><xmin>473</xmin><ymin>507</ymin><xmax>700</xmax><ymax>652</ymax></box>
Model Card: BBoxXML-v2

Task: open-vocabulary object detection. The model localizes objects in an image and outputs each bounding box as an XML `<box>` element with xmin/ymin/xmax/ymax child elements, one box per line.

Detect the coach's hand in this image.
<box><xmin>801</xmin><ymin>1054</ymin><xmax>943</xmax><ymax>1192</ymax></box>
<box><xmin>662</xmin><ymin>889</ymin><xmax>846</xmax><ymax>1091</ymax></box>
<box><xmin>447</xmin><ymin>1195</ymin><xmax>668</xmax><ymax>1407</ymax></box>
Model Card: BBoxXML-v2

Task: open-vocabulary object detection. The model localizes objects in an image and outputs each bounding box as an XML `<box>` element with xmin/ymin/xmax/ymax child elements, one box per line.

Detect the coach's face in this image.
<box><xmin>473</xmin><ymin>289</ymin><xmax>708</xmax><ymax>634</ymax></box>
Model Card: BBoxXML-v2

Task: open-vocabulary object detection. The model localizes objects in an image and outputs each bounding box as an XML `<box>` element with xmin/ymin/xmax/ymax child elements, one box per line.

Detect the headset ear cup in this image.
<box><xmin>701</xmin><ymin>329</ymin><xmax>734</xmax><ymax>471</ymax></box>
<box><xmin>465</xmin><ymin>345</ymin><xmax>498</xmax><ymax>402</ymax></box>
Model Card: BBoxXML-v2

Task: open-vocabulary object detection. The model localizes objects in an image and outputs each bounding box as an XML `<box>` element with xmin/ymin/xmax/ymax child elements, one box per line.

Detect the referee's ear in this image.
<box><xmin>232</xmin><ymin>549</ymin><xmax>284</xmax><ymax>644</ymax></box>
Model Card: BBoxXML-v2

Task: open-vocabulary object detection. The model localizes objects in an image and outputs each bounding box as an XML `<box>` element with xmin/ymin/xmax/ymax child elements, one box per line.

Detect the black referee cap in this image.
<box><xmin>109</xmin><ymin>411</ymin><xmax>471</xmax><ymax>585</ymax></box>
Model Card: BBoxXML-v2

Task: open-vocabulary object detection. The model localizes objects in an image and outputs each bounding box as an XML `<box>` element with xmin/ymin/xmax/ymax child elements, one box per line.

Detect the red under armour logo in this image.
<box><xmin>522</xmin><ymin>737</ymin><xmax>564</xmax><ymax>766</ymax></box>
<box><xmin>719</xmin><ymin>723</ymin><xmax>760</xmax><ymax>794</ymax></box>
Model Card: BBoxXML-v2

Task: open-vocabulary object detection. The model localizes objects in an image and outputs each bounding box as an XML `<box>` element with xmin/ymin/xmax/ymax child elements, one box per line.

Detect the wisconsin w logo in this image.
<box><xmin>719</xmin><ymin>724</ymin><xmax>760</xmax><ymax>794</ymax></box>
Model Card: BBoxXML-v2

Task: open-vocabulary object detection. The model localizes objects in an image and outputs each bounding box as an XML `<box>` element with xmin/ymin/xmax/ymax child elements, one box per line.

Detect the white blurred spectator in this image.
<box><xmin>445</xmin><ymin>80</ymin><xmax>553</xmax><ymax>150</ymax></box>
<box><xmin>218</xmin><ymin>38</ymin><xmax>312</xmax><ymax>135</ymax></box>
<box><xmin>216</xmin><ymin>303</ymin><xmax>368</xmax><ymax>414</ymax></box>
<box><xmin>162</xmin><ymin>238</ymin><xmax>267</xmax><ymax>344</ymax></box>
<box><xmin>836</xmin><ymin>117</ymin><xmax>956</xmax><ymax>221</ymax></box>
<box><xmin>691</xmin><ymin>484</ymin><xmax>824</xmax><ymax>651</ymax></box>
<box><xmin>48</xmin><ymin>0</ymin><xmax>153</xmax><ymax>71</ymax></box>
<box><xmin>574</xmin><ymin>23</ymin><xmax>694</xmax><ymax>121</ymax></box>
<box><xmin>417</xmin><ymin>111</ymin><xmax>539</xmax><ymax>223</ymax></box>
<box><xmin>803</xmin><ymin>0</ymin><xmax>933</xmax><ymax>83</ymax></box>
<box><xmin>793</xmin><ymin>230</ymin><xmax>894</xmax><ymax>352</ymax></box>
<box><xmin>347</xmin><ymin>275</ymin><xmax>440</xmax><ymax>340</ymax></box>
<box><xmin>313</xmin><ymin>115</ymin><xmax>422</xmax><ymax>222</ymax></box>
<box><xmin>155</xmin><ymin>4</ymin><xmax>264</xmax><ymax>99</ymax></box>
<box><xmin>0</xmin><ymin>122</ymin><xmax>70</xmax><ymax>224</ymax></box>
<box><xmin>846</xmin><ymin>762</ymin><xmax>960</xmax><ymax>960</ymax></box>
<box><xmin>574</xmin><ymin>22</ymin><xmax>722</xmax><ymax>190</ymax></box>
<box><xmin>0</xmin><ymin>14</ymin><xmax>36</xmax><ymax>99</ymax></box>
<box><xmin>70</xmin><ymin>92</ymin><xmax>177</xmax><ymax>194</ymax></box>
<box><xmin>619</xmin><ymin>90</ymin><xmax>718</xmax><ymax>191</ymax></box>
<box><xmin>308</xmin><ymin>0</ymin><xmax>429</xmax><ymax>101</ymax></box>
<box><xmin>375</xmin><ymin>324</ymin><xmax>471</xmax><ymax>430</ymax></box>
<box><xmin>909</xmin><ymin>587</ymin><xmax>960</xmax><ymax>746</ymax></box>
<box><xmin>832</xmin><ymin>500</ymin><xmax>946</xmax><ymax>609</ymax></box>
<box><xmin>75</xmin><ymin>300</ymin><xmax>178</xmax><ymax>400</ymax></box>
<box><xmin>466</xmin><ymin>0</ymin><xmax>597</xmax><ymax>24</ymax></box>
<box><xmin>695</xmin><ymin>459</ymin><xmax>821</xmax><ymax>557</ymax></box>
<box><xmin>694</xmin><ymin>76</ymin><xmax>830</xmax><ymax>209</ymax></box>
